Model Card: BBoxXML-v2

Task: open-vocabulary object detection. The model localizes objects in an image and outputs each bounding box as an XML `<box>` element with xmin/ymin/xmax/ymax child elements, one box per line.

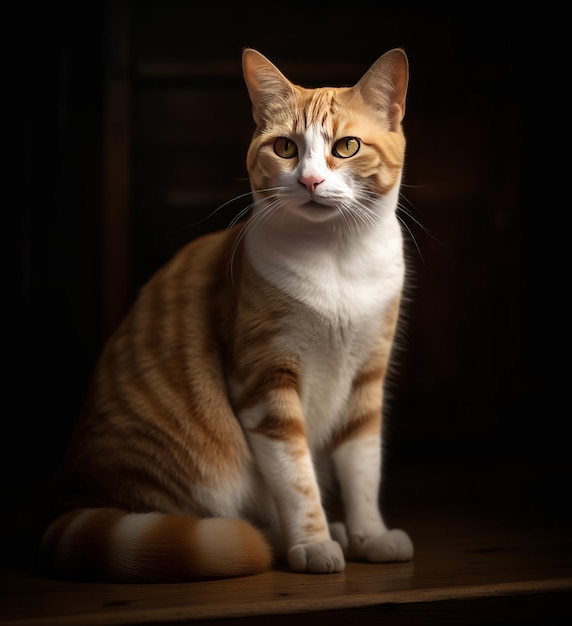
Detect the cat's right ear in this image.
<box><xmin>242</xmin><ymin>48</ymin><xmax>296</xmax><ymax>127</ymax></box>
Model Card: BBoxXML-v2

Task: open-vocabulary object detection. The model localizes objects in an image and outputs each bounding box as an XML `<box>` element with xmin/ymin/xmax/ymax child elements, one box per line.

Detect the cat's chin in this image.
<box><xmin>294</xmin><ymin>200</ymin><xmax>339</xmax><ymax>223</ymax></box>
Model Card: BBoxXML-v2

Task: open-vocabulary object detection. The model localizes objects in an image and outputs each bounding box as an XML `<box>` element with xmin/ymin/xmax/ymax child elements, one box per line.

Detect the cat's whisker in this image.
<box><xmin>400</xmin><ymin>182</ymin><xmax>429</xmax><ymax>189</ymax></box>
<box><xmin>353</xmin><ymin>189</ymin><xmax>426</xmax><ymax>263</ymax></box>
<box><xmin>335</xmin><ymin>203</ymin><xmax>357</xmax><ymax>233</ymax></box>
<box><xmin>397</xmin><ymin>196</ymin><xmax>441</xmax><ymax>243</ymax></box>
<box><xmin>396</xmin><ymin>211</ymin><xmax>425</xmax><ymax>265</ymax></box>
<box><xmin>226</xmin><ymin>187</ymin><xmax>286</xmax><ymax>230</ymax></box>
<box><xmin>226</xmin><ymin>187</ymin><xmax>287</xmax><ymax>278</ymax></box>
<box><xmin>340</xmin><ymin>204</ymin><xmax>367</xmax><ymax>233</ymax></box>
<box><xmin>182</xmin><ymin>190</ymin><xmax>257</xmax><ymax>229</ymax></box>
<box><xmin>343</xmin><ymin>197</ymin><xmax>381</xmax><ymax>233</ymax></box>
<box><xmin>246</xmin><ymin>197</ymin><xmax>284</xmax><ymax>244</ymax></box>
<box><xmin>227</xmin><ymin>204</ymin><xmax>255</xmax><ymax>231</ymax></box>
<box><xmin>227</xmin><ymin>193</ymin><xmax>286</xmax><ymax>283</ymax></box>
<box><xmin>397</xmin><ymin>204</ymin><xmax>430</xmax><ymax>235</ymax></box>
<box><xmin>351</xmin><ymin>189</ymin><xmax>435</xmax><ymax>258</ymax></box>
<box><xmin>228</xmin><ymin>204</ymin><xmax>261</xmax><ymax>281</ymax></box>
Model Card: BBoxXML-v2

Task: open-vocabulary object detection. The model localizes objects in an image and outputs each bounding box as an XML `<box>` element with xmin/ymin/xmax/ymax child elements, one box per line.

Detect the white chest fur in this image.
<box><xmin>247</xmin><ymin>193</ymin><xmax>404</xmax><ymax>319</ymax></box>
<box><xmin>243</xmin><ymin>172</ymin><xmax>407</xmax><ymax>445</ymax></box>
<box><xmin>273</xmin><ymin>286</ymin><xmax>396</xmax><ymax>450</ymax></box>
<box><xmin>248</xmin><ymin>207</ymin><xmax>405</xmax><ymax>449</ymax></box>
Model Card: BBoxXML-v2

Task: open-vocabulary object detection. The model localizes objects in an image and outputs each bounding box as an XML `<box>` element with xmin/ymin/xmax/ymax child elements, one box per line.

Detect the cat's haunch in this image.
<box><xmin>41</xmin><ymin>47</ymin><xmax>413</xmax><ymax>582</ymax></box>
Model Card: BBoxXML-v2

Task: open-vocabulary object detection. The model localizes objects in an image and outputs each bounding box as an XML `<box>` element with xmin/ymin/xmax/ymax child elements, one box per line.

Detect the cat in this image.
<box><xmin>40</xmin><ymin>47</ymin><xmax>414</xmax><ymax>582</ymax></box>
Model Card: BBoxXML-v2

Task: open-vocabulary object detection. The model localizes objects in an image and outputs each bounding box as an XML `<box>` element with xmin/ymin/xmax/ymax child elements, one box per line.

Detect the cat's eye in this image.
<box><xmin>274</xmin><ymin>137</ymin><xmax>298</xmax><ymax>159</ymax></box>
<box><xmin>332</xmin><ymin>137</ymin><xmax>361</xmax><ymax>158</ymax></box>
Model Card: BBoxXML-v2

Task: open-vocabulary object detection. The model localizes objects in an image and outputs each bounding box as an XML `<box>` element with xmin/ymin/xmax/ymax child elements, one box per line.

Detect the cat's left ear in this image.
<box><xmin>242</xmin><ymin>48</ymin><xmax>296</xmax><ymax>127</ymax></box>
<box><xmin>355</xmin><ymin>48</ymin><xmax>409</xmax><ymax>129</ymax></box>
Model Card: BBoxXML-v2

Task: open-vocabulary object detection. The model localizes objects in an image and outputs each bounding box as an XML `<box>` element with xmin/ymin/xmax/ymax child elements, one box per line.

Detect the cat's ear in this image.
<box><xmin>242</xmin><ymin>48</ymin><xmax>296</xmax><ymax>127</ymax></box>
<box><xmin>355</xmin><ymin>48</ymin><xmax>409</xmax><ymax>130</ymax></box>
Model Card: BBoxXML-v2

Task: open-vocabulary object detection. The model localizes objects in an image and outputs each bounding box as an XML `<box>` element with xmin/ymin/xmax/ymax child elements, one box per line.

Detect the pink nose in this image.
<box><xmin>299</xmin><ymin>174</ymin><xmax>325</xmax><ymax>193</ymax></box>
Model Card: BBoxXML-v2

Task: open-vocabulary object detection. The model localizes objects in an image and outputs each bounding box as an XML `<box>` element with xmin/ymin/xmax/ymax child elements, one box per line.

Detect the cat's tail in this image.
<box><xmin>40</xmin><ymin>508</ymin><xmax>272</xmax><ymax>582</ymax></box>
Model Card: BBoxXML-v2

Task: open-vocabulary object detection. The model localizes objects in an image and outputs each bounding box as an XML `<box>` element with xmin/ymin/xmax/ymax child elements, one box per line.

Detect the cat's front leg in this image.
<box><xmin>333</xmin><ymin>434</ymin><xmax>413</xmax><ymax>562</ymax></box>
<box><xmin>238</xmin><ymin>375</ymin><xmax>345</xmax><ymax>574</ymax></box>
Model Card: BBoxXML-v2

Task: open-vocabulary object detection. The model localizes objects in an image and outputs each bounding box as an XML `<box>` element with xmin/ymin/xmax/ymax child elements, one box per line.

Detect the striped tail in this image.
<box><xmin>40</xmin><ymin>508</ymin><xmax>272</xmax><ymax>582</ymax></box>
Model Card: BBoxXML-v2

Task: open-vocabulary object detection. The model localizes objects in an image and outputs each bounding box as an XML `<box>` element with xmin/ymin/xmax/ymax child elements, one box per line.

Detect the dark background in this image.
<box><xmin>16</xmin><ymin>0</ymin><xmax>567</xmax><ymax>545</ymax></box>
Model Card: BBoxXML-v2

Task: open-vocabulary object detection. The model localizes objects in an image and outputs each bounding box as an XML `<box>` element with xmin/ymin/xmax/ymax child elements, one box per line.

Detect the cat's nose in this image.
<box><xmin>299</xmin><ymin>174</ymin><xmax>325</xmax><ymax>193</ymax></box>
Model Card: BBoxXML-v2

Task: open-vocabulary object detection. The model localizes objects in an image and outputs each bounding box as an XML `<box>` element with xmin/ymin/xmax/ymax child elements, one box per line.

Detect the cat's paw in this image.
<box><xmin>288</xmin><ymin>540</ymin><xmax>345</xmax><ymax>573</ymax></box>
<box><xmin>349</xmin><ymin>528</ymin><xmax>413</xmax><ymax>562</ymax></box>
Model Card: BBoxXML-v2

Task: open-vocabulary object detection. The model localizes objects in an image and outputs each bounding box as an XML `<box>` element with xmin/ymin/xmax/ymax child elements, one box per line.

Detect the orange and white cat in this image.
<box><xmin>41</xmin><ymin>47</ymin><xmax>414</xmax><ymax>582</ymax></box>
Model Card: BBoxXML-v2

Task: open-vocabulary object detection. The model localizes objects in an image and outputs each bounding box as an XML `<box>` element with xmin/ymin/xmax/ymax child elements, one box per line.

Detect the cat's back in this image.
<box><xmin>95</xmin><ymin>224</ymin><xmax>239</xmax><ymax>398</ymax></box>
<box><xmin>53</xmin><ymin>223</ymin><xmax>250</xmax><ymax>515</ymax></box>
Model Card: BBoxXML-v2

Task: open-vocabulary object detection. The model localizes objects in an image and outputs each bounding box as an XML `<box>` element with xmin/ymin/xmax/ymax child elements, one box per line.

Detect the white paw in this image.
<box><xmin>288</xmin><ymin>540</ymin><xmax>345</xmax><ymax>573</ymax></box>
<box><xmin>350</xmin><ymin>528</ymin><xmax>414</xmax><ymax>562</ymax></box>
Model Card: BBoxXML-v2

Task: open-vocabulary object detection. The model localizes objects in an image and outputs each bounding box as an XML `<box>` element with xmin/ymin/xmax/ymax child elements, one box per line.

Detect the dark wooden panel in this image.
<box><xmin>131</xmin><ymin>86</ymin><xmax>253</xmax><ymax>288</ymax></box>
<box><xmin>102</xmin><ymin>0</ymin><xmax>132</xmax><ymax>337</ymax></box>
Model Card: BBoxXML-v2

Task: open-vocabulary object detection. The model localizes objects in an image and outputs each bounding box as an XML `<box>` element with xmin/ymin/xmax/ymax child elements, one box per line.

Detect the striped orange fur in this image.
<box><xmin>41</xmin><ymin>47</ymin><xmax>414</xmax><ymax>582</ymax></box>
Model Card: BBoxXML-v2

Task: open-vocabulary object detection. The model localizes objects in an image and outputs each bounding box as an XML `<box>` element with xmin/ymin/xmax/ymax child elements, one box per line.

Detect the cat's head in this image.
<box><xmin>242</xmin><ymin>48</ymin><xmax>408</xmax><ymax>227</ymax></box>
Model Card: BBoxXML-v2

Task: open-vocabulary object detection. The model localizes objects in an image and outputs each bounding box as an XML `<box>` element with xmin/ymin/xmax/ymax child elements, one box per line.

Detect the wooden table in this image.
<box><xmin>2</xmin><ymin>462</ymin><xmax>571</xmax><ymax>625</ymax></box>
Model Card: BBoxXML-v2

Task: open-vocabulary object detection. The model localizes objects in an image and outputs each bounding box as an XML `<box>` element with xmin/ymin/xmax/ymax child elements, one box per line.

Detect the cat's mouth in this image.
<box><xmin>297</xmin><ymin>199</ymin><xmax>339</xmax><ymax>223</ymax></box>
<box><xmin>303</xmin><ymin>200</ymin><xmax>332</xmax><ymax>209</ymax></box>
